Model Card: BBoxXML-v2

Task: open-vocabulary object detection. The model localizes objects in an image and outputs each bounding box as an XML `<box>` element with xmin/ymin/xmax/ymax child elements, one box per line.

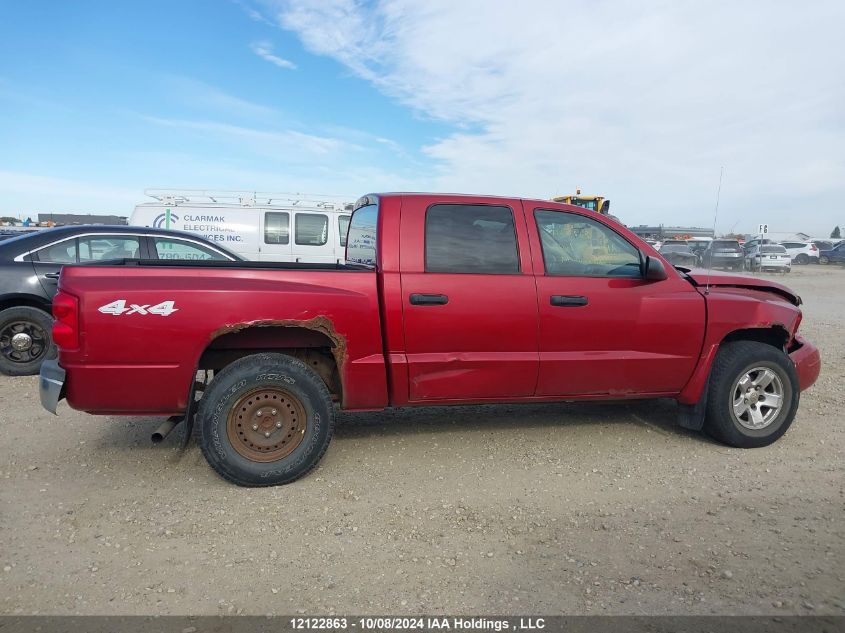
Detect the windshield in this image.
<box><xmin>762</xmin><ymin>245</ymin><xmax>787</xmax><ymax>254</ymax></box>
<box><xmin>570</xmin><ymin>199</ymin><xmax>597</xmax><ymax>211</ymax></box>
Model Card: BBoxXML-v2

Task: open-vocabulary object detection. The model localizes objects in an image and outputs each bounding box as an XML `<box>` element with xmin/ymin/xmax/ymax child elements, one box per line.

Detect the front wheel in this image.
<box><xmin>197</xmin><ymin>353</ymin><xmax>335</xmax><ymax>486</ymax></box>
<box><xmin>703</xmin><ymin>341</ymin><xmax>799</xmax><ymax>448</ymax></box>
<box><xmin>0</xmin><ymin>306</ymin><xmax>57</xmax><ymax>376</ymax></box>
<box><xmin>819</xmin><ymin>256</ymin><xmax>830</xmax><ymax>265</ymax></box>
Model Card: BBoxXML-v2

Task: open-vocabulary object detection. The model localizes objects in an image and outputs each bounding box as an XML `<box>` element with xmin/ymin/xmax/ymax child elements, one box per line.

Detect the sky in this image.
<box><xmin>1</xmin><ymin>0</ymin><xmax>843</xmax><ymax>236</ymax></box>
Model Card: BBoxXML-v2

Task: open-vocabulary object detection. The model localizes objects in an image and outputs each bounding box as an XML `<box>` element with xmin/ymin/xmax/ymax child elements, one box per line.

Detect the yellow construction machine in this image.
<box><xmin>552</xmin><ymin>190</ymin><xmax>611</xmax><ymax>215</ymax></box>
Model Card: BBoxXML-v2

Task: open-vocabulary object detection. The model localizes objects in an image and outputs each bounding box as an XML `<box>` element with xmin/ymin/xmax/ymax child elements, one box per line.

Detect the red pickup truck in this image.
<box><xmin>40</xmin><ymin>193</ymin><xmax>821</xmax><ymax>486</ymax></box>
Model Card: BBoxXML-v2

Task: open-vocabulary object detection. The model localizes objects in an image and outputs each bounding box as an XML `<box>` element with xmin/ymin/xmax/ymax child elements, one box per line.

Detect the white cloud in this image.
<box><xmin>233</xmin><ymin>0</ymin><xmax>275</xmax><ymax>25</ymax></box>
<box><xmin>267</xmin><ymin>0</ymin><xmax>845</xmax><ymax>235</ymax></box>
<box><xmin>143</xmin><ymin>115</ymin><xmax>351</xmax><ymax>155</ymax></box>
<box><xmin>250</xmin><ymin>40</ymin><xmax>297</xmax><ymax>70</ymax></box>
<box><xmin>160</xmin><ymin>75</ymin><xmax>282</xmax><ymax>120</ymax></box>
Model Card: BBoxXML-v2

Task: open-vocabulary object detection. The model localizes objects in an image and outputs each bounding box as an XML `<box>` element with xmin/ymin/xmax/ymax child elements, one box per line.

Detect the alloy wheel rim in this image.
<box><xmin>0</xmin><ymin>321</ymin><xmax>47</xmax><ymax>364</ymax></box>
<box><xmin>731</xmin><ymin>366</ymin><xmax>785</xmax><ymax>430</ymax></box>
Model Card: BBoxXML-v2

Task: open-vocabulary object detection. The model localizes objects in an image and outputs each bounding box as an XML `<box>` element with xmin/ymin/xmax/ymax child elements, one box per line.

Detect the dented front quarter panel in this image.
<box><xmin>677</xmin><ymin>286</ymin><xmax>803</xmax><ymax>404</ymax></box>
<box><xmin>57</xmin><ymin>266</ymin><xmax>388</xmax><ymax>414</ymax></box>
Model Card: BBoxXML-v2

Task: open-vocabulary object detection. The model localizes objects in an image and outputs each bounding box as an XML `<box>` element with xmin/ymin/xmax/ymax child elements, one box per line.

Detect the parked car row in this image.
<box><xmin>656</xmin><ymin>236</ymin><xmax>845</xmax><ymax>271</ymax></box>
<box><xmin>658</xmin><ymin>239</ymin><xmax>746</xmax><ymax>270</ymax></box>
<box><xmin>0</xmin><ymin>225</ymin><xmax>241</xmax><ymax>375</ymax></box>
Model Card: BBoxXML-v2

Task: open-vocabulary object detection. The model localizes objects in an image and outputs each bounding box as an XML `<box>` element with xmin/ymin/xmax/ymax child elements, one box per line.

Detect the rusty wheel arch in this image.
<box><xmin>197</xmin><ymin>318</ymin><xmax>346</xmax><ymax>402</ymax></box>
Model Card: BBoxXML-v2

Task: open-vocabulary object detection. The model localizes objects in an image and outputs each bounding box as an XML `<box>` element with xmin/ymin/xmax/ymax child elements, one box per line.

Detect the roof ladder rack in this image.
<box><xmin>143</xmin><ymin>189</ymin><xmax>354</xmax><ymax>210</ymax></box>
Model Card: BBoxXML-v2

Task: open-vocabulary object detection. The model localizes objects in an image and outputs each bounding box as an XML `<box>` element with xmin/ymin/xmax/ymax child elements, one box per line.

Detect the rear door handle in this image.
<box><xmin>44</xmin><ymin>272</ymin><xmax>61</xmax><ymax>280</ymax></box>
<box><xmin>550</xmin><ymin>295</ymin><xmax>588</xmax><ymax>307</ymax></box>
<box><xmin>410</xmin><ymin>293</ymin><xmax>449</xmax><ymax>306</ymax></box>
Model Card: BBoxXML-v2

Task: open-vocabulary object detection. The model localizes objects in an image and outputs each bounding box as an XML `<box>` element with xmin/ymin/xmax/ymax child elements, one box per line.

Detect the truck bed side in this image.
<box><xmin>58</xmin><ymin>264</ymin><xmax>387</xmax><ymax>414</ymax></box>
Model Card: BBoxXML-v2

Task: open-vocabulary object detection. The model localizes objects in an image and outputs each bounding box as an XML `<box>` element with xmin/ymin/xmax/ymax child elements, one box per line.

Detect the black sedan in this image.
<box><xmin>658</xmin><ymin>241</ymin><xmax>699</xmax><ymax>267</ymax></box>
<box><xmin>0</xmin><ymin>225</ymin><xmax>241</xmax><ymax>376</ymax></box>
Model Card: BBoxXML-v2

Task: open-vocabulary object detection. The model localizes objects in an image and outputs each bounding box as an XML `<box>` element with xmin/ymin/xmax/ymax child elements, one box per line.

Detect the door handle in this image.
<box><xmin>550</xmin><ymin>295</ymin><xmax>588</xmax><ymax>307</ymax></box>
<box><xmin>44</xmin><ymin>272</ymin><xmax>60</xmax><ymax>280</ymax></box>
<box><xmin>409</xmin><ymin>293</ymin><xmax>449</xmax><ymax>306</ymax></box>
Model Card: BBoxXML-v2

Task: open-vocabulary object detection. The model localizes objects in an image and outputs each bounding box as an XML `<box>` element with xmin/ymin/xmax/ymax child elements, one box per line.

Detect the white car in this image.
<box><xmin>745</xmin><ymin>244</ymin><xmax>792</xmax><ymax>272</ymax></box>
<box><xmin>778</xmin><ymin>240</ymin><xmax>819</xmax><ymax>264</ymax></box>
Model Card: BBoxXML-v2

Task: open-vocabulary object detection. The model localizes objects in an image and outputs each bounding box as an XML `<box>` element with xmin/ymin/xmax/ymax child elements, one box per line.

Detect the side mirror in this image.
<box><xmin>643</xmin><ymin>255</ymin><xmax>669</xmax><ymax>281</ymax></box>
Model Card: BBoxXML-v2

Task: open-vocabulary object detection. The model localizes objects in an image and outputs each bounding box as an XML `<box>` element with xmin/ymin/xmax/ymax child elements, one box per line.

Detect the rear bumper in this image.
<box><xmin>789</xmin><ymin>336</ymin><xmax>821</xmax><ymax>392</ymax></box>
<box><xmin>711</xmin><ymin>257</ymin><xmax>744</xmax><ymax>267</ymax></box>
<box><xmin>39</xmin><ymin>359</ymin><xmax>66</xmax><ymax>415</ymax></box>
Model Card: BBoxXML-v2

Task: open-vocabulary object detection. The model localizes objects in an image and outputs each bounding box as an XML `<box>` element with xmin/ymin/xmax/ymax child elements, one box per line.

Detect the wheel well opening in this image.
<box><xmin>198</xmin><ymin>325</ymin><xmax>342</xmax><ymax>399</ymax></box>
<box><xmin>0</xmin><ymin>296</ymin><xmax>52</xmax><ymax>314</ymax></box>
<box><xmin>723</xmin><ymin>326</ymin><xmax>789</xmax><ymax>351</ymax></box>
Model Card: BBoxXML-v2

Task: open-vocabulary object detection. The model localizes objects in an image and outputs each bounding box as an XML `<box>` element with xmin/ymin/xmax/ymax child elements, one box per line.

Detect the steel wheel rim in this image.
<box><xmin>227</xmin><ymin>387</ymin><xmax>307</xmax><ymax>462</ymax></box>
<box><xmin>0</xmin><ymin>320</ymin><xmax>47</xmax><ymax>364</ymax></box>
<box><xmin>731</xmin><ymin>366</ymin><xmax>785</xmax><ymax>430</ymax></box>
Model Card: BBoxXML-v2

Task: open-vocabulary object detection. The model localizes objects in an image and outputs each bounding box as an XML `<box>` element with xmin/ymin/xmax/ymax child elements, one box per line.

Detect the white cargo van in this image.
<box><xmin>130</xmin><ymin>190</ymin><xmax>353</xmax><ymax>263</ymax></box>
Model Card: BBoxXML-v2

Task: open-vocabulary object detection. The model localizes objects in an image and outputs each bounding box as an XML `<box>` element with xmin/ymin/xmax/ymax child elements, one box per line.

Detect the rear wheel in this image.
<box><xmin>0</xmin><ymin>306</ymin><xmax>56</xmax><ymax>376</ymax></box>
<box><xmin>703</xmin><ymin>341</ymin><xmax>798</xmax><ymax>448</ymax></box>
<box><xmin>197</xmin><ymin>353</ymin><xmax>334</xmax><ymax>486</ymax></box>
<box><xmin>795</xmin><ymin>254</ymin><xmax>809</xmax><ymax>265</ymax></box>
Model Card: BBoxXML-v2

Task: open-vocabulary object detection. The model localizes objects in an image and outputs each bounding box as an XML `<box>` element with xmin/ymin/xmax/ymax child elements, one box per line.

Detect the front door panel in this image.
<box><xmin>527</xmin><ymin>204</ymin><xmax>705</xmax><ymax>396</ymax></box>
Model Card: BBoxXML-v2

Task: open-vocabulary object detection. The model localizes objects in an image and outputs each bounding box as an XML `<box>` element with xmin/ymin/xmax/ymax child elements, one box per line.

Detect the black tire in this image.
<box><xmin>795</xmin><ymin>254</ymin><xmax>809</xmax><ymax>265</ymax></box>
<box><xmin>0</xmin><ymin>306</ymin><xmax>57</xmax><ymax>376</ymax></box>
<box><xmin>703</xmin><ymin>341</ymin><xmax>799</xmax><ymax>448</ymax></box>
<box><xmin>197</xmin><ymin>353</ymin><xmax>334</xmax><ymax>486</ymax></box>
<box><xmin>819</xmin><ymin>255</ymin><xmax>829</xmax><ymax>265</ymax></box>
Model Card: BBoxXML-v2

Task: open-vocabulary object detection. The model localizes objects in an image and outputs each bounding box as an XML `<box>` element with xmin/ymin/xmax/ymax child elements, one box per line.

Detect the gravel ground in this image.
<box><xmin>1</xmin><ymin>266</ymin><xmax>843</xmax><ymax>616</ymax></box>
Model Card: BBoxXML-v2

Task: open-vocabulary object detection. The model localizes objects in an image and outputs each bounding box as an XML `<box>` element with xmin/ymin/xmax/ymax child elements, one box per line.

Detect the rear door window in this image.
<box><xmin>425</xmin><ymin>204</ymin><xmax>520</xmax><ymax>274</ymax></box>
<box><xmin>295</xmin><ymin>213</ymin><xmax>329</xmax><ymax>246</ymax></box>
<box><xmin>264</xmin><ymin>212</ymin><xmax>290</xmax><ymax>244</ymax></box>
<box><xmin>78</xmin><ymin>236</ymin><xmax>141</xmax><ymax>261</ymax></box>
<box><xmin>338</xmin><ymin>214</ymin><xmax>351</xmax><ymax>247</ymax></box>
<box><xmin>35</xmin><ymin>240</ymin><xmax>78</xmax><ymax>263</ymax></box>
<box><xmin>154</xmin><ymin>238</ymin><xmax>229</xmax><ymax>260</ymax></box>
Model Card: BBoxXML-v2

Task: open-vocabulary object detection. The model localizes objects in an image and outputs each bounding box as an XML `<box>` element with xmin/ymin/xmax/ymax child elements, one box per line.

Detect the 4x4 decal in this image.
<box><xmin>97</xmin><ymin>300</ymin><xmax>178</xmax><ymax>316</ymax></box>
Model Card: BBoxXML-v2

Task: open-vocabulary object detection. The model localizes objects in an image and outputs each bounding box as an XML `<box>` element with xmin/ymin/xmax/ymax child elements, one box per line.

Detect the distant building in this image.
<box><xmin>628</xmin><ymin>225</ymin><xmax>715</xmax><ymax>240</ymax></box>
<box><xmin>744</xmin><ymin>231</ymin><xmax>810</xmax><ymax>242</ymax></box>
<box><xmin>37</xmin><ymin>213</ymin><xmax>127</xmax><ymax>226</ymax></box>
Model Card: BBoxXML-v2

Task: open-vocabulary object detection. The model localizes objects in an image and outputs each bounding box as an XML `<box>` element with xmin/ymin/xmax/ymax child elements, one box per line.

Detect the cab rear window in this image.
<box><xmin>346</xmin><ymin>204</ymin><xmax>378</xmax><ymax>268</ymax></box>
